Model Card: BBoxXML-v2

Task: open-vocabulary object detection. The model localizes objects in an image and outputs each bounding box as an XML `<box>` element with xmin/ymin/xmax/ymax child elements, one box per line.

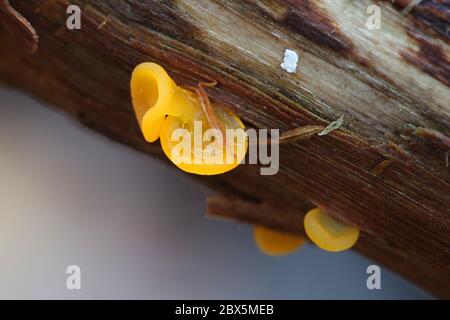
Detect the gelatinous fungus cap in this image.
<box><xmin>253</xmin><ymin>225</ymin><xmax>305</xmax><ymax>256</ymax></box>
<box><xmin>131</xmin><ymin>63</ymin><xmax>247</xmax><ymax>175</ymax></box>
<box><xmin>304</xmin><ymin>207</ymin><xmax>359</xmax><ymax>252</ymax></box>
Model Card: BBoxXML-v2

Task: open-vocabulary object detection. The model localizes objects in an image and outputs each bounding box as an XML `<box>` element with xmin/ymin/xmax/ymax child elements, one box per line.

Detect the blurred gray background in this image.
<box><xmin>0</xmin><ymin>88</ymin><xmax>432</xmax><ymax>299</ymax></box>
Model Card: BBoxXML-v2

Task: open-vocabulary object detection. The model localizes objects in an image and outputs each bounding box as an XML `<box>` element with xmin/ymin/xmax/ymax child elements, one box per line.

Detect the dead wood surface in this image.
<box><xmin>0</xmin><ymin>0</ymin><xmax>449</xmax><ymax>297</ymax></box>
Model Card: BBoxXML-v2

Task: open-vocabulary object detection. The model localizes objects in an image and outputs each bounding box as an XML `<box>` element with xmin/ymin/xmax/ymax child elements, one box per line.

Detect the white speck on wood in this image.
<box><xmin>318</xmin><ymin>115</ymin><xmax>344</xmax><ymax>136</ymax></box>
<box><xmin>280</xmin><ymin>49</ymin><xmax>298</xmax><ymax>74</ymax></box>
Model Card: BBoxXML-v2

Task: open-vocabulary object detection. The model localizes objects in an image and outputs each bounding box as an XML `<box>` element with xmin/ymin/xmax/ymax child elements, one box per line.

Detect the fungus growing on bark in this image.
<box><xmin>253</xmin><ymin>225</ymin><xmax>305</xmax><ymax>256</ymax></box>
<box><xmin>304</xmin><ymin>207</ymin><xmax>359</xmax><ymax>252</ymax></box>
<box><xmin>131</xmin><ymin>63</ymin><xmax>247</xmax><ymax>175</ymax></box>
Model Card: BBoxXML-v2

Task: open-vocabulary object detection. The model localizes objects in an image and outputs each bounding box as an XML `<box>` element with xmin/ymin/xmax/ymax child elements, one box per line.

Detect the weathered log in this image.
<box><xmin>0</xmin><ymin>0</ymin><xmax>449</xmax><ymax>297</ymax></box>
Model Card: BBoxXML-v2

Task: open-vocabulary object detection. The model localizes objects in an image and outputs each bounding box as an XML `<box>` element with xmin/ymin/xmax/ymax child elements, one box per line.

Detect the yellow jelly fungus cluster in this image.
<box><xmin>253</xmin><ymin>225</ymin><xmax>306</xmax><ymax>256</ymax></box>
<box><xmin>130</xmin><ymin>62</ymin><xmax>247</xmax><ymax>175</ymax></box>
<box><xmin>304</xmin><ymin>207</ymin><xmax>359</xmax><ymax>252</ymax></box>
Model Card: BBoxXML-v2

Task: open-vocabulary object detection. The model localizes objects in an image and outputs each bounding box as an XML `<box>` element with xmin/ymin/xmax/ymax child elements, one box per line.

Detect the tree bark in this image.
<box><xmin>0</xmin><ymin>0</ymin><xmax>449</xmax><ymax>297</ymax></box>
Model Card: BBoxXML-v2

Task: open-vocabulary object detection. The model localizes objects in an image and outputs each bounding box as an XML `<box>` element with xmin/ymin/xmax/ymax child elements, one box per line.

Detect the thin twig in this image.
<box><xmin>278</xmin><ymin>125</ymin><xmax>325</xmax><ymax>144</ymax></box>
<box><xmin>184</xmin><ymin>80</ymin><xmax>225</xmax><ymax>136</ymax></box>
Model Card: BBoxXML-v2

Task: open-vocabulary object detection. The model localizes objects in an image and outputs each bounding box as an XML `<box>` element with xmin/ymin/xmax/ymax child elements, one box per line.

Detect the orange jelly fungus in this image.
<box><xmin>253</xmin><ymin>225</ymin><xmax>305</xmax><ymax>256</ymax></box>
<box><xmin>304</xmin><ymin>207</ymin><xmax>359</xmax><ymax>252</ymax></box>
<box><xmin>131</xmin><ymin>63</ymin><xmax>247</xmax><ymax>175</ymax></box>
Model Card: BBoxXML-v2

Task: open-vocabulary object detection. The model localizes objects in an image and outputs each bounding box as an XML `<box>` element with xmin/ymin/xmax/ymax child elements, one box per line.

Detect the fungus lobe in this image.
<box><xmin>304</xmin><ymin>207</ymin><xmax>359</xmax><ymax>252</ymax></box>
<box><xmin>253</xmin><ymin>225</ymin><xmax>305</xmax><ymax>256</ymax></box>
<box><xmin>131</xmin><ymin>63</ymin><xmax>247</xmax><ymax>175</ymax></box>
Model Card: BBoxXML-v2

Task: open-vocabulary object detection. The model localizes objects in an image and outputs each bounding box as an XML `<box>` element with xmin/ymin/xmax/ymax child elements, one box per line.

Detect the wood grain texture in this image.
<box><xmin>0</xmin><ymin>0</ymin><xmax>449</xmax><ymax>297</ymax></box>
<box><xmin>0</xmin><ymin>0</ymin><xmax>38</xmax><ymax>53</ymax></box>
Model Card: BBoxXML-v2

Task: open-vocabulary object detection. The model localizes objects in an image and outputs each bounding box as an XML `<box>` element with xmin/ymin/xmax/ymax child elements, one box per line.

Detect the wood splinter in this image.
<box><xmin>278</xmin><ymin>125</ymin><xmax>325</xmax><ymax>144</ymax></box>
<box><xmin>97</xmin><ymin>15</ymin><xmax>110</xmax><ymax>30</ymax></box>
<box><xmin>276</xmin><ymin>115</ymin><xmax>344</xmax><ymax>145</ymax></box>
<box><xmin>371</xmin><ymin>159</ymin><xmax>394</xmax><ymax>176</ymax></box>
<box><xmin>184</xmin><ymin>80</ymin><xmax>225</xmax><ymax>137</ymax></box>
<box><xmin>400</xmin><ymin>0</ymin><xmax>423</xmax><ymax>16</ymax></box>
<box><xmin>206</xmin><ymin>195</ymin><xmax>308</xmax><ymax>236</ymax></box>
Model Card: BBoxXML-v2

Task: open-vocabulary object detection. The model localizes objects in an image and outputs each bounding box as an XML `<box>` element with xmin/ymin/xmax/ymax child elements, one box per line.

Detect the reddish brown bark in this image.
<box><xmin>0</xmin><ymin>0</ymin><xmax>449</xmax><ymax>297</ymax></box>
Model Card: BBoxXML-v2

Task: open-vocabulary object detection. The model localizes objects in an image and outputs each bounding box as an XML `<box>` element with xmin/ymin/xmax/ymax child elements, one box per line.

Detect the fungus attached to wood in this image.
<box><xmin>3</xmin><ymin>0</ymin><xmax>450</xmax><ymax>298</ymax></box>
<box><xmin>253</xmin><ymin>225</ymin><xmax>305</xmax><ymax>256</ymax></box>
<box><xmin>130</xmin><ymin>62</ymin><xmax>247</xmax><ymax>175</ymax></box>
<box><xmin>304</xmin><ymin>208</ymin><xmax>359</xmax><ymax>252</ymax></box>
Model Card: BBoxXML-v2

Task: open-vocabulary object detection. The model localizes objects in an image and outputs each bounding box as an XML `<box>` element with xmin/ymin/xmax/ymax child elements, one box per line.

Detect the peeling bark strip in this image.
<box><xmin>0</xmin><ymin>0</ymin><xmax>38</xmax><ymax>54</ymax></box>
<box><xmin>207</xmin><ymin>196</ymin><xmax>307</xmax><ymax>236</ymax></box>
<box><xmin>278</xmin><ymin>125</ymin><xmax>324</xmax><ymax>143</ymax></box>
<box><xmin>0</xmin><ymin>0</ymin><xmax>450</xmax><ymax>297</ymax></box>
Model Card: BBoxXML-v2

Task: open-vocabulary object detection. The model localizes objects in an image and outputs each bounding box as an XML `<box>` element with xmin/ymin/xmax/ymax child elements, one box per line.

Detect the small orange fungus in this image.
<box><xmin>253</xmin><ymin>225</ymin><xmax>305</xmax><ymax>256</ymax></box>
<box><xmin>131</xmin><ymin>63</ymin><xmax>247</xmax><ymax>175</ymax></box>
<box><xmin>304</xmin><ymin>207</ymin><xmax>359</xmax><ymax>252</ymax></box>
